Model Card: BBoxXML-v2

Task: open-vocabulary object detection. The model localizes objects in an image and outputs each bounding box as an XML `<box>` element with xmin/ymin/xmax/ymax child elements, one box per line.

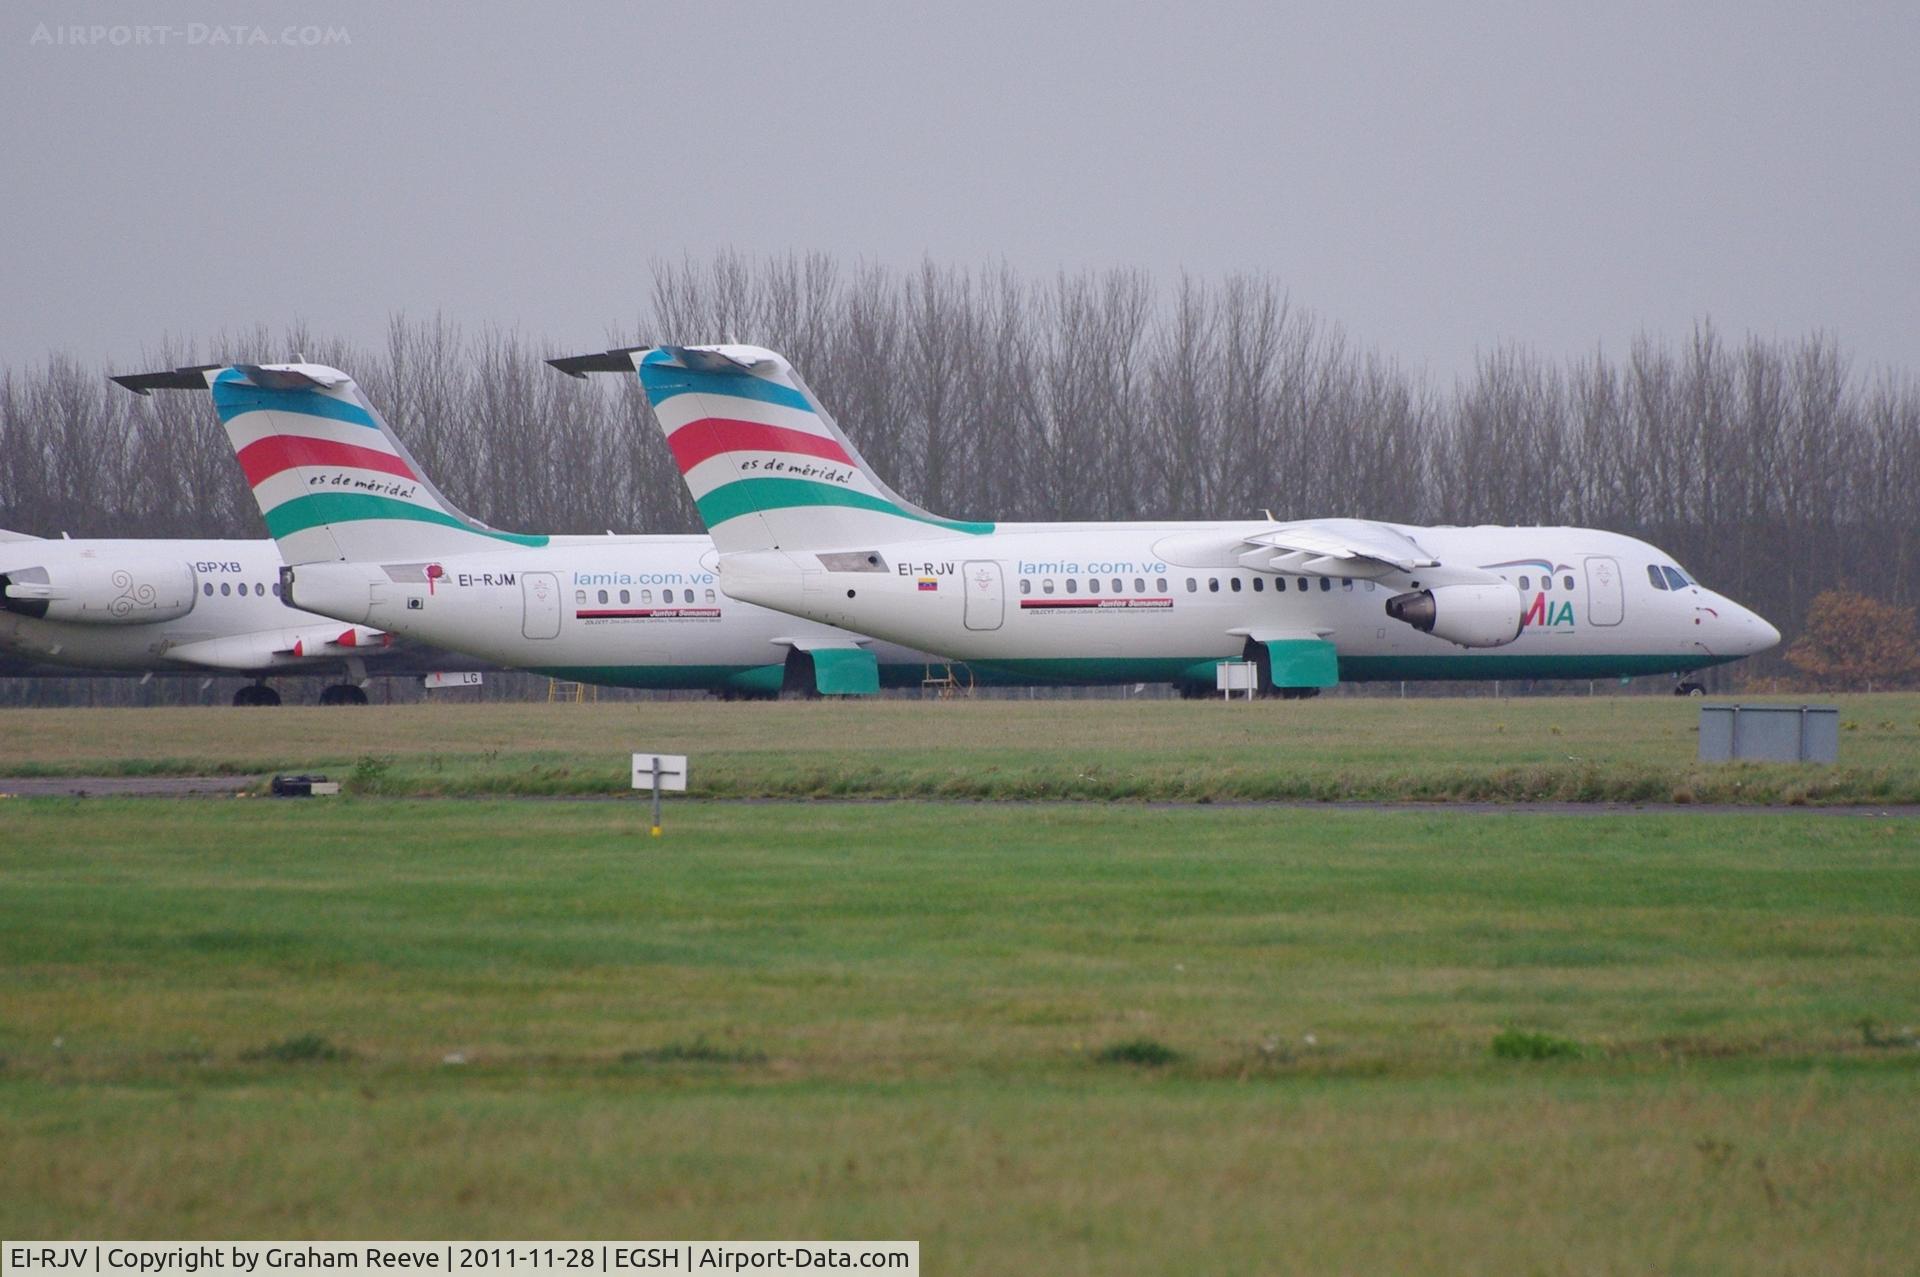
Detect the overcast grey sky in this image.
<box><xmin>3</xmin><ymin>0</ymin><xmax>1915</xmax><ymax>381</ymax></box>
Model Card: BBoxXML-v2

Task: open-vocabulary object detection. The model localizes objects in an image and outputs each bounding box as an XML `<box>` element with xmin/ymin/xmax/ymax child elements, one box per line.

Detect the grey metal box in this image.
<box><xmin>1699</xmin><ymin>704</ymin><xmax>1839</xmax><ymax>764</ymax></box>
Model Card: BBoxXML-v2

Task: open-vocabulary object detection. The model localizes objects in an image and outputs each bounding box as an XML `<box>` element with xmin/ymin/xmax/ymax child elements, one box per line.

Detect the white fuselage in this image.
<box><xmin>715</xmin><ymin>521</ymin><xmax>1779</xmax><ymax>684</ymax></box>
<box><xmin>0</xmin><ymin>538</ymin><xmax>411</xmax><ymax>677</ymax></box>
<box><xmin>282</xmin><ymin>535</ymin><xmax>948</xmax><ymax>691</ymax></box>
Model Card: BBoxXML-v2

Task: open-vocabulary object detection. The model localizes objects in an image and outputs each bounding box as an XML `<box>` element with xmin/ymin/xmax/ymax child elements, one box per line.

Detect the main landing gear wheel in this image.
<box><xmin>232</xmin><ymin>682</ymin><xmax>282</xmax><ymax>708</ymax></box>
<box><xmin>1673</xmin><ymin>680</ymin><xmax>1706</xmax><ymax>697</ymax></box>
<box><xmin>318</xmin><ymin>683</ymin><xmax>369</xmax><ymax>706</ymax></box>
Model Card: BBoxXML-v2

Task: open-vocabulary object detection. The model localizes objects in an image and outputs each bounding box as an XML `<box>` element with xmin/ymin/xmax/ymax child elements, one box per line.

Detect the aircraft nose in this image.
<box><xmin>1720</xmin><ymin>600</ymin><xmax>1780</xmax><ymax>655</ymax></box>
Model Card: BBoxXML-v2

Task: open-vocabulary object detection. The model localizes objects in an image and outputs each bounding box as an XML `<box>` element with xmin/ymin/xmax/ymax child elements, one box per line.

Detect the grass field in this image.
<box><xmin>5</xmin><ymin>693</ymin><xmax>1919</xmax><ymax>803</ymax></box>
<box><xmin>2</xmin><ymin>798</ymin><xmax>1917</xmax><ymax>1271</ymax></box>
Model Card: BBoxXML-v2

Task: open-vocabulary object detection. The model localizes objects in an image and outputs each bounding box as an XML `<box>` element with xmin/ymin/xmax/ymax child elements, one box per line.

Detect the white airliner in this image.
<box><xmin>0</xmin><ymin>527</ymin><xmax>409</xmax><ymax>704</ymax></box>
<box><xmin>111</xmin><ymin>363</ymin><xmax>960</xmax><ymax>696</ymax></box>
<box><xmin>551</xmin><ymin>343</ymin><xmax>1780</xmax><ymax>695</ymax></box>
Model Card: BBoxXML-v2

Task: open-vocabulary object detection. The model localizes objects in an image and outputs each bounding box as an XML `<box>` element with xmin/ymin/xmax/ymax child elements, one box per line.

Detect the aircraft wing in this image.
<box><xmin>1236</xmin><ymin>519</ymin><xmax>1439</xmax><ymax>578</ymax></box>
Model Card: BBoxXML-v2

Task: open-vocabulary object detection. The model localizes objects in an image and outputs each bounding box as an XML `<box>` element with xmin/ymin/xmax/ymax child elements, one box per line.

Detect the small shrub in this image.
<box><xmin>241</xmin><ymin>1033</ymin><xmax>351</xmax><ymax>1063</ymax></box>
<box><xmin>621</xmin><ymin>1037</ymin><xmax>766</xmax><ymax>1065</ymax></box>
<box><xmin>348</xmin><ymin>754</ymin><xmax>394</xmax><ymax>793</ymax></box>
<box><xmin>1491</xmin><ymin>1028</ymin><xmax>1584</xmax><ymax>1061</ymax></box>
<box><xmin>1094</xmin><ymin>1037</ymin><xmax>1181</xmax><ymax>1067</ymax></box>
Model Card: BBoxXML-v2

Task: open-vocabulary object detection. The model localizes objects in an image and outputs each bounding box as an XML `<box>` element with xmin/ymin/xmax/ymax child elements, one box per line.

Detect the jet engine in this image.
<box><xmin>1384</xmin><ymin>583</ymin><xmax>1524</xmax><ymax>648</ymax></box>
<box><xmin>0</xmin><ymin>559</ymin><xmax>197</xmax><ymax>625</ymax></box>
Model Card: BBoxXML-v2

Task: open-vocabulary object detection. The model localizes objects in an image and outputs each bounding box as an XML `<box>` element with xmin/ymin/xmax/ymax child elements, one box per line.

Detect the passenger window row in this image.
<box><xmin>575</xmin><ymin>588</ymin><xmax>718</xmax><ymax>605</ymax></box>
<box><xmin>1505</xmin><ymin>574</ymin><xmax>1577</xmax><ymax>592</ymax></box>
<box><xmin>1018</xmin><ymin>576</ymin><xmax>1172</xmax><ymax>595</ymax></box>
<box><xmin>1188</xmin><ymin>574</ymin><xmax>1373</xmax><ymax>595</ymax></box>
<box><xmin>203</xmin><ymin>581</ymin><xmax>279</xmax><ymax>598</ymax></box>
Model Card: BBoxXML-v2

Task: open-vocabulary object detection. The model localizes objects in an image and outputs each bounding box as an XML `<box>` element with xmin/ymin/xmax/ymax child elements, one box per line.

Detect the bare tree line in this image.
<box><xmin>4</xmin><ymin>253</ymin><xmax>1917</xmax><ymax>662</ymax></box>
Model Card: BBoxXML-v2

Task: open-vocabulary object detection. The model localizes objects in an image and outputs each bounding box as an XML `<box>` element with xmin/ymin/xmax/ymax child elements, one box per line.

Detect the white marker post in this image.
<box><xmin>1216</xmin><ymin>661</ymin><xmax>1258</xmax><ymax>702</ymax></box>
<box><xmin>631</xmin><ymin>751</ymin><xmax>688</xmax><ymax>837</ymax></box>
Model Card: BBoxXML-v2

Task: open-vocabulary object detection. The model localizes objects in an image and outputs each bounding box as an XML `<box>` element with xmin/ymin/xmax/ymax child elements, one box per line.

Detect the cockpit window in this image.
<box><xmin>1662</xmin><ymin>566</ymin><xmax>1690</xmax><ymax>591</ymax></box>
<box><xmin>1647</xmin><ymin>565</ymin><xmax>1668</xmax><ymax>591</ymax></box>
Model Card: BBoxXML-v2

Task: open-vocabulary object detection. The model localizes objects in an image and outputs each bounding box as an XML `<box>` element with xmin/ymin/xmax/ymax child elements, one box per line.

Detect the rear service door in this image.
<box><xmin>963</xmin><ymin>560</ymin><xmax>1004</xmax><ymax>631</ymax></box>
<box><xmin>522</xmin><ymin>572</ymin><xmax>562</xmax><ymax>639</ymax></box>
<box><xmin>1584</xmin><ymin>556</ymin><xmax>1624</xmax><ymax>626</ymax></box>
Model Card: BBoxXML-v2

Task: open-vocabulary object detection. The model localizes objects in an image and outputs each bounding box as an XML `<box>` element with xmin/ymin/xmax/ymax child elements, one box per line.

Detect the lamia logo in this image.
<box><xmin>1523</xmin><ymin>593</ymin><xmax>1575</xmax><ymax>628</ymax></box>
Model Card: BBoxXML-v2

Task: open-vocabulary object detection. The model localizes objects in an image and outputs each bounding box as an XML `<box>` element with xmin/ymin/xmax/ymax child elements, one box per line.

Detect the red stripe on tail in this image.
<box><xmin>236</xmin><ymin>436</ymin><xmax>417</xmax><ymax>487</ymax></box>
<box><xmin>666</xmin><ymin>418</ymin><xmax>852</xmax><ymax>474</ymax></box>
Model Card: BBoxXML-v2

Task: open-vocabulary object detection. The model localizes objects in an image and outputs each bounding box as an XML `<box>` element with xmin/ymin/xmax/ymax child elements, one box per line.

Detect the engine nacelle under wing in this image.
<box><xmin>0</xmin><ymin>558</ymin><xmax>197</xmax><ymax>626</ymax></box>
<box><xmin>1384</xmin><ymin>582</ymin><xmax>1524</xmax><ymax>648</ymax></box>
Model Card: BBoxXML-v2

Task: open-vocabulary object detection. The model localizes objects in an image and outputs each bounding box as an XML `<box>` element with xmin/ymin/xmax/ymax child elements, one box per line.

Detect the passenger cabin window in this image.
<box><xmin>619</xmin><ymin>589</ymin><xmax>630</xmax><ymax>604</ymax></box>
<box><xmin>1088</xmin><ymin>578</ymin><xmax>1100</xmax><ymax>594</ymax></box>
<box><xmin>1647</xmin><ymin>565</ymin><xmax>1668</xmax><ymax>590</ymax></box>
<box><xmin>1230</xmin><ymin>577</ymin><xmax>1242</xmax><ymax>592</ymax></box>
<box><xmin>1319</xmin><ymin>577</ymin><xmax>1331</xmax><ymax>591</ymax></box>
<box><xmin>1342</xmin><ymin>578</ymin><xmax>1353</xmax><ymax>592</ymax></box>
<box><xmin>1563</xmin><ymin>575</ymin><xmax>1574</xmax><ymax>591</ymax></box>
<box><xmin>641</xmin><ymin>590</ymin><xmax>652</xmax><ymax>604</ymax></box>
<box><xmin>1252</xmin><ymin>577</ymin><xmax>1264</xmax><ymax>592</ymax></box>
<box><xmin>1135</xmin><ymin>577</ymin><xmax>1146</xmax><ymax>593</ymax></box>
<box><xmin>1186</xmin><ymin>578</ymin><xmax>1197</xmax><ymax>593</ymax></box>
<box><xmin>1043</xmin><ymin>579</ymin><xmax>1055</xmax><ymax>595</ymax></box>
<box><xmin>706</xmin><ymin>589</ymin><xmax>716</xmax><ymax>603</ymax></box>
<box><xmin>598</xmin><ymin>589</ymin><xmax>609</xmax><ymax>604</ymax></box>
<box><xmin>1020</xmin><ymin>578</ymin><xmax>1031</xmax><ymax>593</ymax></box>
<box><xmin>1519</xmin><ymin>575</ymin><xmax>1531</xmax><ymax>591</ymax></box>
<box><xmin>271</xmin><ymin>583</ymin><xmax>281</xmax><ymax>597</ymax></box>
<box><xmin>1065</xmin><ymin>579</ymin><xmax>1078</xmax><ymax>594</ymax></box>
<box><xmin>575</xmin><ymin>590</ymin><xmax>586</xmax><ymax>604</ymax></box>
<box><xmin>1662</xmin><ymin>566</ymin><xmax>1690</xmax><ymax>591</ymax></box>
<box><xmin>1156</xmin><ymin>577</ymin><xmax>1168</xmax><ymax>593</ymax></box>
<box><xmin>219</xmin><ymin>583</ymin><xmax>230</xmax><ymax>596</ymax></box>
<box><xmin>1112</xmin><ymin>578</ymin><xmax>1123</xmax><ymax>594</ymax></box>
<box><xmin>203</xmin><ymin>583</ymin><xmax>213</xmax><ymax>596</ymax></box>
<box><xmin>1208</xmin><ymin>578</ymin><xmax>1220</xmax><ymax>593</ymax></box>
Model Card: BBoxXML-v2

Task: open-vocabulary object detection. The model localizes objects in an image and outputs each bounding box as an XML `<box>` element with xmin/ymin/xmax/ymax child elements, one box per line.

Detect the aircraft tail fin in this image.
<box><xmin>113</xmin><ymin>363</ymin><xmax>547</xmax><ymax>563</ymax></box>
<box><xmin>550</xmin><ymin>344</ymin><xmax>992</xmax><ymax>553</ymax></box>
